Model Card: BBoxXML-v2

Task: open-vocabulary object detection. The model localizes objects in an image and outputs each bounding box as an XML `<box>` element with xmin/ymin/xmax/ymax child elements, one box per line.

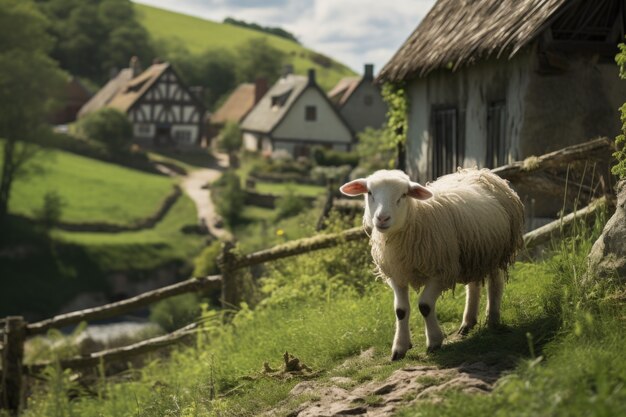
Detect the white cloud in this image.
<box><xmin>133</xmin><ymin>0</ymin><xmax>435</xmax><ymax>74</ymax></box>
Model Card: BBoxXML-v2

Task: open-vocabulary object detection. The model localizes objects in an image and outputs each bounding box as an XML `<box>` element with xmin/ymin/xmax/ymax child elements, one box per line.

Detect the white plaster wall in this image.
<box><xmin>340</xmin><ymin>82</ymin><xmax>387</xmax><ymax>133</ymax></box>
<box><xmin>272</xmin><ymin>88</ymin><xmax>353</xmax><ymax>144</ymax></box>
<box><xmin>243</xmin><ymin>132</ymin><xmax>260</xmax><ymax>151</ymax></box>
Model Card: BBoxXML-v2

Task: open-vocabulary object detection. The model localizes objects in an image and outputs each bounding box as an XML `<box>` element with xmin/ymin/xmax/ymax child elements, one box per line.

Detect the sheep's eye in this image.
<box><xmin>396</xmin><ymin>194</ymin><xmax>407</xmax><ymax>205</ymax></box>
<box><xmin>367</xmin><ymin>191</ymin><xmax>372</xmax><ymax>197</ymax></box>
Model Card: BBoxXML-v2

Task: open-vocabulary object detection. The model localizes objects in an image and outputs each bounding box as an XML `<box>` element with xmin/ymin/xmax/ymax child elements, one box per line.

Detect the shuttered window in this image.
<box><xmin>486</xmin><ymin>101</ymin><xmax>507</xmax><ymax>169</ymax></box>
<box><xmin>431</xmin><ymin>107</ymin><xmax>460</xmax><ymax>179</ymax></box>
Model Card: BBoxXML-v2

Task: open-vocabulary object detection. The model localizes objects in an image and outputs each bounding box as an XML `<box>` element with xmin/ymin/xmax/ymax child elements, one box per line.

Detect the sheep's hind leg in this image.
<box><xmin>458</xmin><ymin>281</ymin><xmax>481</xmax><ymax>336</ymax></box>
<box><xmin>390</xmin><ymin>281</ymin><xmax>411</xmax><ymax>361</ymax></box>
<box><xmin>418</xmin><ymin>280</ymin><xmax>444</xmax><ymax>352</ymax></box>
<box><xmin>486</xmin><ymin>270</ymin><xmax>504</xmax><ymax>329</ymax></box>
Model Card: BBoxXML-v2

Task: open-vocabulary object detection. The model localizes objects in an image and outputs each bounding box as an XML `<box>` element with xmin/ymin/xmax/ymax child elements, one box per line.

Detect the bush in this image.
<box><xmin>212</xmin><ymin>171</ymin><xmax>245</xmax><ymax>227</ymax></box>
<box><xmin>149</xmin><ymin>293</ymin><xmax>202</xmax><ymax>333</ymax></box>
<box><xmin>217</xmin><ymin>121</ymin><xmax>242</xmax><ymax>154</ymax></box>
<box><xmin>193</xmin><ymin>241</ymin><xmax>222</xmax><ymax>277</ymax></box>
<box><xmin>613</xmin><ymin>40</ymin><xmax>626</xmax><ymax>179</ymax></box>
<box><xmin>34</xmin><ymin>191</ymin><xmax>64</xmax><ymax>230</ymax></box>
<box><xmin>76</xmin><ymin>108</ymin><xmax>133</xmax><ymax>154</ymax></box>
<box><xmin>312</xmin><ymin>147</ymin><xmax>359</xmax><ymax>167</ymax></box>
<box><xmin>357</xmin><ymin>127</ymin><xmax>398</xmax><ymax>170</ymax></box>
<box><xmin>274</xmin><ymin>189</ymin><xmax>307</xmax><ymax>221</ymax></box>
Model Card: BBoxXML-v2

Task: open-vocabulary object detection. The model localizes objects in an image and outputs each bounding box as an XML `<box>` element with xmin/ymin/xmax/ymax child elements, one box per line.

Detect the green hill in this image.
<box><xmin>3</xmin><ymin>144</ymin><xmax>174</xmax><ymax>226</ymax></box>
<box><xmin>134</xmin><ymin>3</ymin><xmax>356</xmax><ymax>91</ymax></box>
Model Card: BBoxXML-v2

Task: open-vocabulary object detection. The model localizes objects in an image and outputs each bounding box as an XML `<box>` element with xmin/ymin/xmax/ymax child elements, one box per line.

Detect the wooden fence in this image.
<box><xmin>0</xmin><ymin>138</ymin><xmax>615</xmax><ymax>413</ymax></box>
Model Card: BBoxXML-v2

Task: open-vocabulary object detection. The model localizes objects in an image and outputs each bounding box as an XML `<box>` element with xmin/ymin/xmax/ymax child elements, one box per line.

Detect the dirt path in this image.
<box><xmin>157</xmin><ymin>152</ymin><xmax>232</xmax><ymax>240</ymax></box>
<box><xmin>267</xmin><ymin>349</ymin><xmax>503</xmax><ymax>417</ymax></box>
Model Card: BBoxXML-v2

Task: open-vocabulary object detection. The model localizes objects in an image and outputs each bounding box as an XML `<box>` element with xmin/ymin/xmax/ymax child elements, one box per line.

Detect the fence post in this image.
<box><xmin>1</xmin><ymin>316</ymin><xmax>26</xmax><ymax>415</ymax></box>
<box><xmin>219</xmin><ymin>241</ymin><xmax>239</xmax><ymax>316</ymax></box>
<box><xmin>316</xmin><ymin>180</ymin><xmax>336</xmax><ymax>231</ymax></box>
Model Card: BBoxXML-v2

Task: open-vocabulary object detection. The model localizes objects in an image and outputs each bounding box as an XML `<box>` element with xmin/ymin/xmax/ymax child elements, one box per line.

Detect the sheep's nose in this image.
<box><xmin>377</xmin><ymin>214</ymin><xmax>391</xmax><ymax>223</ymax></box>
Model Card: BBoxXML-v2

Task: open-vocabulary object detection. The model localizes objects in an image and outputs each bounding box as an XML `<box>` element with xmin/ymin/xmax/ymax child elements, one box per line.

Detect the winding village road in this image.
<box><xmin>179</xmin><ymin>152</ymin><xmax>232</xmax><ymax>241</ymax></box>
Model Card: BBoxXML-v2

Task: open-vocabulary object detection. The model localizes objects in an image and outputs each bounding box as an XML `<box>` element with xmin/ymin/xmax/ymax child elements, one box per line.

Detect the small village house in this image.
<box><xmin>327</xmin><ymin>64</ymin><xmax>387</xmax><ymax>133</ymax></box>
<box><xmin>378</xmin><ymin>0</ymin><xmax>626</xmax><ymax>216</ymax></box>
<box><xmin>206</xmin><ymin>78</ymin><xmax>269</xmax><ymax>141</ymax></box>
<box><xmin>378</xmin><ymin>0</ymin><xmax>626</xmax><ymax>202</ymax></box>
<box><xmin>240</xmin><ymin>67</ymin><xmax>354</xmax><ymax>158</ymax></box>
<box><xmin>79</xmin><ymin>57</ymin><xmax>205</xmax><ymax>147</ymax></box>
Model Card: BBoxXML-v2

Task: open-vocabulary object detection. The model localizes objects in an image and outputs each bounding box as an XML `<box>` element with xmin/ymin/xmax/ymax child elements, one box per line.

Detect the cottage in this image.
<box><xmin>79</xmin><ymin>57</ymin><xmax>205</xmax><ymax>147</ymax></box>
<box><xmin>240</xmin><ymin>68</ymin><xmax>354</xmax><ymax>158</ymax></box>
<box><xmin>378</xmin><ymin>0</ymin><xmax>626</xmax><ymax>189</ymax></box>
<box><xmin>328</xmin><ymin>64</ymin><xmax>387</xmax><ymax>133</ymax></box>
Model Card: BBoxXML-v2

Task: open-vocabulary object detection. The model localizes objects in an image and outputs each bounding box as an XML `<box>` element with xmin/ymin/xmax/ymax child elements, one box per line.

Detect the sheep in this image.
<box><xmin>340</xmin><ymin>168</ymin><xmax>524</xmax><ymax>360</ymax></box>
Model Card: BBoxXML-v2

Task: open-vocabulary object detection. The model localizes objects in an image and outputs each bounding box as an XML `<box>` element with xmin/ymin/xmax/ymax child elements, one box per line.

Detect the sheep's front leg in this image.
<box><xmin>458</xmin><ymin>281</ymin><xmax>481</xmax><ymax>336</ymax></box>
<box><xmin>418</xmin><ymin>280</ymin><xmax>444</xmax><ymax>352</ymax></box>
<box><xmin>390</xmin><ymin>281</ymin><xmax>411</xmax><ymax>361</ymax></box>
<box><xmin>487</xmin><ymin>270</ymin><xmax>504</xmax><ymax>328</ymax></box>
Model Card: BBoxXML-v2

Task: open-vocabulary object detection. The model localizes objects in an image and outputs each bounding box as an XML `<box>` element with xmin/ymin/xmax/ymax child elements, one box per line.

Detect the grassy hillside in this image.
<box><xmin>3</xmin><ymin>144</ymin><xmax>174</xmax><ymax>226</ymax></box>
<box><xmin>134</xmin><ymin>4</ymin><xmax>356</xmax><ymax>91</ymax></box>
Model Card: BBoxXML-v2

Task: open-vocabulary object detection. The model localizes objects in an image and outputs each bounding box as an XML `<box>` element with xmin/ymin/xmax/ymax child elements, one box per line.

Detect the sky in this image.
<box><xmin>133</xmin><ymin>0</ymin><xmax>436</xmax><ymax>74</ymax></box>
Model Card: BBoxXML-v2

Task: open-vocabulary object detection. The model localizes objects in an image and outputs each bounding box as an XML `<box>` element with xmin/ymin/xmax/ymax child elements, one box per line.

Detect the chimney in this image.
<box><xmin>254</xmin><ymin>77</ymin><xmax>268</xmax><ymax>104</ymax></box>
<box><xmin>130</xmin><ymin>56</ymin><xmax>142</xmax><ymax>78</ymax></box>
<box><xmin>307</xmin><ymin>69</ymin><xmax>316</xmax><ymax>86</ymax></box>
<box><xmin>364</xmin><ymin>64</ymin><xmax>374</xmax><ymax>81</ymax></box>
<box><xmin>282</xmin><ymin>64</ymin><xmax>294</xmax><ymax>77</ymax></box>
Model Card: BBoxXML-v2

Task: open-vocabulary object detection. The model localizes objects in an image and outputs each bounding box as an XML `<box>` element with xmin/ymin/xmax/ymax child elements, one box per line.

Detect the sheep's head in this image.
<box><xmin>340</xmin><ymin>170</ymin><xmax>432</xmax><ymax>233</ymax></box>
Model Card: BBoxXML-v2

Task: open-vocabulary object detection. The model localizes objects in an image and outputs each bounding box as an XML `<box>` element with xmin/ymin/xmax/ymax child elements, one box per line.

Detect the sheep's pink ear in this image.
<box><xmin>340</xmin><ymin>179</ymin><xmax>368</xmax><ymax>196</ymax></box>
<box><xmin>408</xmin><ymin>181</ymin><xmax>433</xmax><ymax>200</ymax></box>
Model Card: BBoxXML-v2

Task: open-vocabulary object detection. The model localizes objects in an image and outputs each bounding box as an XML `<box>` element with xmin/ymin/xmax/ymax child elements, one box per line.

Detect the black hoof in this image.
<box><xmin>391</xmin><ymin>350</ymin><xmax>406</xmax><ymax>361</ymax></box>
<box><xmin>426</xmin><ymin>344</ymin><xmax>442</xmax><ymax>354</ymax></box>
<box><xmin>457</xmin><ymin>325</ymin><xmax>472</xmax><ymax>336</ymax></box>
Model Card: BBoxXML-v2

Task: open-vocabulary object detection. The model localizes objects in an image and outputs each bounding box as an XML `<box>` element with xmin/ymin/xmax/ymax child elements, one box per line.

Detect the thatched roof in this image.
<box><xmin>210</xmin><ymin>83</ymin><xmax>255</xmax><ymax>125</ymax></box>
<box><xmin>327</xmin><ymin>77</ymin><xmax>360</xmax><ymax>107</ymax></box>
<box><xmin>108</xmin><ymin>63</ymin><xmax>169</xmax><ymax>113</ymax></box>
<box><xmin>379</xmin><ymin>0</ymin><xmax>570</xmax><ymax>81</ymax></box>
<box><xmin>78</xmin><ymin>63</ymin><xmax>169</xmax><ymax>117</ymax></box>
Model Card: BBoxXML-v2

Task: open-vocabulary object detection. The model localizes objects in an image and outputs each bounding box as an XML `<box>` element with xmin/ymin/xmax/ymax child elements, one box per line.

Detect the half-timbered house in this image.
<box><xmin>79</xmin><ymin>58</ymin><xmax>204</xmax><ymax>147</ymax></box>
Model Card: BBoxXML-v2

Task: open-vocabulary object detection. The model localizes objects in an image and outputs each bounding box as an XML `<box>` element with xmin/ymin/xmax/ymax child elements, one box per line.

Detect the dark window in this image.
<box><xmin>305</xmin><ymin>105</ymin><xmax>317</xmax><ymax>121</ymax></box>
<box><xmin>364</xmin><ymin>95</ymin><xmax>373</xmax><ymax>106</ymax></box>
<box><xmin>486</xmin><ymin>102</ymin><xmax>507</xmax><ymax>169</ymax></box>
<box><xmin>431</xmin><ymin>107</ymin><xmax>460</xmax><ymax>179</ymax></box>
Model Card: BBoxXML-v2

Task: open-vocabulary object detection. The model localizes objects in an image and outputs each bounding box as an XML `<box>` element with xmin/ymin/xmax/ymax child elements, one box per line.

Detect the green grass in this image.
<box><xmin>134</xmin><ymin>3</ymin><xmax>356</xmax><ymax>91</ymax></box>
<box><xmin>0</xmin><ymin>194</ymin><xmax>206</xmax><ymax>318</ymax></box>
<box><xmin>19</xmin><ymin>215</ymin><xmax>625</xmax><ymax>417</ymax></box>
<box><xmin>53</xmin><ymin>194</ymin><xmax>205</xmax><ymax>271</ymax></box>
<box><xmin>253</xmin><ymin>181</ymin><xmax>325</xmax><ymax>197</ymax></box>
<box><xmin>3</xmin><ymin>143</ymin><xmax>174</xmax><ymax>225</ymax></box>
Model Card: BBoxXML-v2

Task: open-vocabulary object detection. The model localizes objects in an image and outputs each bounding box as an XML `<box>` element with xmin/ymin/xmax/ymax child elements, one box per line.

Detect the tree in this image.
<box><xmin>0</xmin><ymin>0</ymin><xmax>65</xmax><ymax>226</ymax></box>
<box><xmin>212</xmin><ymin>171</ymin><xmax>245</xmax><ymax>227</ymax></box>
<box><xmin>76</xmin><ymin>108</ymin><xmax>133</xmax><ymax>154</ymax></box>
<box><xmin>34</xmin><ymin>0</ymin><xmax>154</xmax><ymax>85</ymax></box>
<box><xmin>237</xmin><ymin>38</ymin><xmax>287</xmax><ymax>84</ymax></box>
<box><xmin>218</xmin><ymin>121</ymin><xmax>243</xmax><ymax>167</ymax></box>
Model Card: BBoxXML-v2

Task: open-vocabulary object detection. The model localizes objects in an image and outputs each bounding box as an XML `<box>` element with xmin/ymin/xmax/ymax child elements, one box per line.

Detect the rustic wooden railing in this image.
<box><xmin>0</xmin><ymin>137</ymin><xmax>615</xmax><ymax>413</ymax></box>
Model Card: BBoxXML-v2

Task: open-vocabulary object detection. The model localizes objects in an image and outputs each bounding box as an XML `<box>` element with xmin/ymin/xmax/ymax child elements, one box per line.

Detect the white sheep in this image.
<box><xmin>340</xmin><ymin>168</ymin><xmax>524</xmax><ymax>360</ymax></box>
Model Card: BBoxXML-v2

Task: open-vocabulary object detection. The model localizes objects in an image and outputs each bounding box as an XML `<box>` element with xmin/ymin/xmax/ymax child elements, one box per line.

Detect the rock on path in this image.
<box><xmin>272</xmin><ymin>359</ymin><xmax>501</xmax><ymax>417</ymax></box>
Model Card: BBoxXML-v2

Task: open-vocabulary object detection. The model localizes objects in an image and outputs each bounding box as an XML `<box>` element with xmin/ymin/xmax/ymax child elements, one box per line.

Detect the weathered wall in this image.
<box><xmin>340</xmin><ymin>81</ymin><xmax>387</xmax><ymax>133</ymax></box>
<box><xmin>520</xmin><ymin>53</ymin><xmax>626</xmax><ymax>157</ymax></box>
<box><xmin>405</xmin><ymin>50</ymin><xmax>532</xmax><ymax>182</ymax></box>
